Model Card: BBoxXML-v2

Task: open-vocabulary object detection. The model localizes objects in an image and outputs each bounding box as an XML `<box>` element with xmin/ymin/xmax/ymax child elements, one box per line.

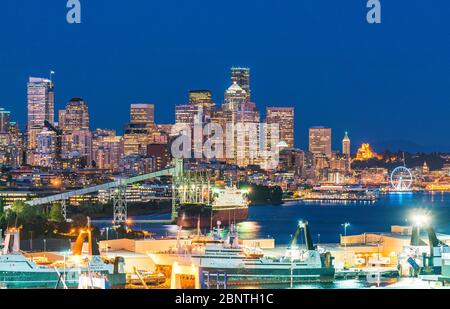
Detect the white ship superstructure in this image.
<box><xmin>212</xmin><ymin>187</ymin><xmax>249</xmax><ymax>210</ymax></box>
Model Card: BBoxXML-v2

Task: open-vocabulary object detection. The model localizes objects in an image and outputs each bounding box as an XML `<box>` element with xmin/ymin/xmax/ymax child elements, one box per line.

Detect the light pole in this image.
<box><xmin>341</xmin><ymin>222</ymin><xmax>350</xmax><ymax>268</ymax></box>
<box><xmin>29</xmin><ymin>231</ymin><xmax>33</xmax><ymax>251</ymax></box>
<box><xmin>106</xmin><ymin>227</ymin><xmax>110</xmax><ymax>255</ymax></box>
<box><xmin>43</xmin><ymin>238</ymin><xmax>47</xmax><ymax>252</ymax></box>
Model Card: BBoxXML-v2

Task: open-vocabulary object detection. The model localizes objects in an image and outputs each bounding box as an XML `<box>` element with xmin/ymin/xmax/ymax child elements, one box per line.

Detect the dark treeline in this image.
<box><xmin>239</xmin><ymin>183</ymin><xmax>283</xmax><ymax>205</ymax></box>
<box><xmin>352</xmin><ymin>151</ymin><xmax>448</xmax><ymax>171</ymax></box>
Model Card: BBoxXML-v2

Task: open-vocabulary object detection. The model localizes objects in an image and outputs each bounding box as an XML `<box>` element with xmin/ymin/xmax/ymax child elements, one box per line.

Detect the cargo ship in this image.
<box><xmin>196</xmin><ymin>222</ymin><xmax>335</xmax><ymax>286</ymax></box>
<box><xmin>177</xmin><ymin>187</ymin><xmax>249</xmax><ymax>228</ymax></box>
<box><xmin>0</xmin><ymin>227</ymin><xmax>126</xmax><ymax>289</ymax></box>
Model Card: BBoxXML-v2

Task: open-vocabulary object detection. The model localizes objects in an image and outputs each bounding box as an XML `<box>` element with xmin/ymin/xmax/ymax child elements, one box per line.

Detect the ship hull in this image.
<box><xmin>0</xmin><ymin>270</ymin><xmax>126</xmax><ymax>289</ymax></box>
<box><xmin>200</xmin><ymin>266</ymin><xmax>335</xmax><ymax>285</ymax></box>
<box><xmin>177</xmin><ymin>204</ymin><xmax>248</xmax><ymax>228</ymax></box>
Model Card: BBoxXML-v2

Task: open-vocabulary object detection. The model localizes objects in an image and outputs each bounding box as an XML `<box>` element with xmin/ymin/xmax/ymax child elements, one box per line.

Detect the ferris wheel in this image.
<box><xmin>390</xmin><ymin>166</ymin><xmax>413</xmax><ymax>191</ymax></box>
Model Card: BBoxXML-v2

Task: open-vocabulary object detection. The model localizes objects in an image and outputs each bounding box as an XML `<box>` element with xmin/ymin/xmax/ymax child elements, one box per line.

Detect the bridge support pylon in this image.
<box><xmin>113</xmin><ymin>183</ymin><xmax>127</xmax><ymax>226</ymax></box>
<box><xmin>171</xmin><ymin>158</ymin><xmax>185</xmax><ymax>223</ymax></box>
<box><xmin>61</xmin><ymin>199</ymin><xmax>67</xmax><ymax>221</ymax></box>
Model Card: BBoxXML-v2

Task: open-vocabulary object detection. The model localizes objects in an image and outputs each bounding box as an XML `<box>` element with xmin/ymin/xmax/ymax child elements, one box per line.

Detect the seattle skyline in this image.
<box><xmin>1</xmin><ymin>1</ymin><xmax>450</xmax><ymax>151</ymax></box>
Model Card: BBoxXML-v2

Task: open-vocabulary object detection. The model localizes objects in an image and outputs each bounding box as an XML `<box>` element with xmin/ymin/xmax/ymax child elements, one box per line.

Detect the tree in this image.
<box><xmin>49</xmin><ymin>204</ymin><xmax>65</xmax><ymax>223</ymax></box>
<box><xmin>0</xmin><ymin>197</ymin><xmax>4</xmax><ymax>215</ymax></box>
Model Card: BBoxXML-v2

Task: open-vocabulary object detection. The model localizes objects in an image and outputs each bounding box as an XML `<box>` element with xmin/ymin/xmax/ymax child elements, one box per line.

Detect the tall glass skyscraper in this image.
<box><xmin>266</xmin><ymin>107</ymin><xmax>295</xmax><ymax>148</ymax></box>
<box><xmin>231</xmin><ymin>67</ymin><xmax>251</xmax><ymax>102</ymax></box>
<box><xmin>27</xmin><ymin>77</ymin><xmax>54</xmax><ymax>150</ymax></box>
<box><xmin>309</xmin><ymin>127</ymin><xmax>332</xmax><ymax>158</ymax></box>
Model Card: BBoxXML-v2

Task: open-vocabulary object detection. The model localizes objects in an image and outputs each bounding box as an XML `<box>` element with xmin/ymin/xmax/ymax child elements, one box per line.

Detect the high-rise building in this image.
<box><xmin>59</xmin><ymin>98</ymin><xmax>89</xmax><ymax>131</ymax></box>
<box><xmin>71</xmin><ymin>129</ymin><xmax>93</xmax><ymax>166</ymax></box>
<box><xmin>93</xmin><ymin>135</ymin><xmax>124</xmax><ymax>172</ymax></box>
<box><xmin>35</xmin><ymin>128</ymin><xmax>57</xmax><ymax>167</ymax></box>
<box><xmin>309</xmin><ymin>127</ymin><xmax>332</xmax><ymax>158</ymax></box>
<box><xmin>130</xmin><ymin>104</ymin><xmax>154</xmax><ymax>125</ymax></box>
<box><xmin>342</xmin><ymin>131</ymin><xmax>350</xmax><ymax>157</ymax></box>
<box><xmin>231</xmin><ymin>67</ymin><xmax>250</xmax><ymax>102</ymax></box>
<box><xmin>266</xmin><ymin>107</ymin><xmax>295</xmax><ymax>148</ymax></box>
<box><xmin>234</xmin><ymin>102</ymin><xmax>261</xmax><ymax>167</ymax></box>
<box><xmin>123</xmin><ymin>104</ymin><xmax>156</xmax><ymax>156</ymax></box>
<box><xmin>189</xmin><ymin>90</ymin><xmax>214</xmax><ymax>108</ymax></box>
<box><xmin>175</xmin><ymin>105</ymin><xmax>200</xmax><ymax>125</ymax></box>
<box><xmin>27</xmin><ymin>77</ymin><xmax>55</xmax><ymax>150</ymax></box>
<box><xmin>0</xmin><ymin>108</ymin><xmax>11</xmax><ymax>133</ymax></box>
<box><xmin>147</xmin><ymin>143</ymin><xmax>171</xmax><ymax>170</ymax></box>
<box><xmin>59</xmin><ymin>98</ymin><xmax>90</xmax><ymax>157</ymax></box>
<box><xmin>223</xmin><ymin>82</ymin><xmax>247</xmax><ymax>112</ymax></box>
<box><xmin>0</xmin><ymin>110</ymin><xmax>23</xmax><ymax>166</ymax></box>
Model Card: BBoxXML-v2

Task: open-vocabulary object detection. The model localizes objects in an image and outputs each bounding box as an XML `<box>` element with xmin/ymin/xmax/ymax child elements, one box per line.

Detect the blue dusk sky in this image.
<box><xmin>0</xmin><ymin>1</ymin><xmax>449</xmax><ymax>152</ymax></box>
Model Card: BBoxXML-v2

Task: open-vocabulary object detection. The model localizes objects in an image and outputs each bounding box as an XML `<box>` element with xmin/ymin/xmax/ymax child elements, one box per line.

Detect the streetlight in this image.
<box><xmin>106</xmin><ymin>227</ymin><xmax>110</xmax><ymax>255</ymax></box>
<box><xmin>411</xmin><ymin>214</ymin><xmax>430</xmax><ymax>227</ymax></box>
<box><xmin>341</xmin><ymin>222</ymin><xmax>350</xmax><ymax>268</ymax></box>
<box><xmin>29</xmin><ymin>231</ymin><xmax>33</xmax><ymax>251</ymax></box>
<box><xmin>43</xmin><ymin>238</ymin><xmax>47</xmax><ymax>252</ymax></box>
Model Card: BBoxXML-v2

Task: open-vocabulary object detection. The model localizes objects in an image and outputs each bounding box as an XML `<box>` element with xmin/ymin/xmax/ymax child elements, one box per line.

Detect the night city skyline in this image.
<box><xmin>1</xmin><ymin>1</ymin><xmax>450</xmax><ymax>151</ymax></box>
<box><xmin>2</xmin><ymin>0</ymin><xmax>450</xmax><ymax>295</ymax></box>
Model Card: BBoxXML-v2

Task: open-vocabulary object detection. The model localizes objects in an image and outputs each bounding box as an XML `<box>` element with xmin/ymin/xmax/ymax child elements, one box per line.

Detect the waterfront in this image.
<box><xmin>116</xmin><ymin>192</ymin><xmax>450</xmax><ymax>245</ymax></box>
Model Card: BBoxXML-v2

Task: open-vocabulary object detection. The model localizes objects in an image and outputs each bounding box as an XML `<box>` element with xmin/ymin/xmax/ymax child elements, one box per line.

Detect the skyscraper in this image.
<box><xmin>188</xmin><ymin>90</ymin><xmax>214</xmax><ymax>108</ymax></box>
<box><xmin>71</xmin><ymin>129</ymin><xmax>93</xmax><ymax>166</ymax></box>
<box><xmin>59</xmin><ymin>98</ymin><xmax>90</xmax><ymax>131</ymax></box>
<box><xmin>223</xmin><ymin>82</ymin><xmax>247</xmax><ymax>112</ymax></box>
<box><xmin>59</xmin><ymin>98</ymin><xmax>90</xmax><ymax>158</ymax></box>
<box><xmin>123</xmin><ymin>104</ymin><xmax>155</xmax><ymax>156</ymax></box>
<box><xmin>0</xmin><ymin>108</ymin><xmax>11</xmax><ymax>133</ymax></box>
<box><xmin>342</xmin><ymin>131</ymin><xmax>351</xmax><ymax>173</ymax></box>
<box><xmin>266</xmin><ymin>107</ymin><xmax>295</xmax><ymax>148</ymax></box>
<box><xmin>309</xmin><ymin>127</ymin><xmax>332</xmax><ymax>158</ymax></box>
<box><xmin>342</xmin><ymin>131</ymin><xmax>350</xmax><ymax>157</ymax></box>
<box><xmin>175</xmin><ymin>105</ymin><xmax>200</xmax><ymax>125</ymax></box>
<box><xmin>231</xmin><ymin>67</ymin><xmax>250</xmax><ymax>102</ymax></box>
<box><xmin>130</xmin><ymin>104</ymin><xmax>154</xmax><ymax>125</ymax></box>
<box><xmin>27</xmin><ymin>77</ymin><xmax>54</xmax><ymax>149</ymax></box>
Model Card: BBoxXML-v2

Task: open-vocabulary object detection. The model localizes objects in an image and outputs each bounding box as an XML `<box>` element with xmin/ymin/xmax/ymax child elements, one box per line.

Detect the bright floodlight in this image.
<box><xmin>411</xmin><ymin>214</ymin><xmax>430</xmax><ymax>226</ymax></box>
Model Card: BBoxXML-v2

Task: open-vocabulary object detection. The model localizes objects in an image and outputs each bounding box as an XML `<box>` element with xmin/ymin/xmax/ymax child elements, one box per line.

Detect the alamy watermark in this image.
<box><xmin>66</xmin><ymin>2</ymin><xmax>380</xmax><ymax>25</ymax></box>
<box><xmin>367</xmin><ymin>0</ymin><xmax>381</xmax><ymax>24</ymax></box>
<box><xmin>67</xmin><ymin>0</ymin><xmax>81</xmax><ymax>24</ymax></box>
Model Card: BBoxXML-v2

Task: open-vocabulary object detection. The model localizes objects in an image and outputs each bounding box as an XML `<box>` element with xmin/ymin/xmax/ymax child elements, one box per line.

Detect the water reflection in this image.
<box><xmin>95</xmin><ymin>193</ymin><xmax>450</xmax><ymax>244</ymax></box>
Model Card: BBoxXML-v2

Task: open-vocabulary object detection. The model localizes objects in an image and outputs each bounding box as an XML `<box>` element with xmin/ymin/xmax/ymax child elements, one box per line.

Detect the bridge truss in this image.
<box><xmin>25</xmin><ymin>159</ymin><xmax>185</xmax><ymax>225</ymax></box>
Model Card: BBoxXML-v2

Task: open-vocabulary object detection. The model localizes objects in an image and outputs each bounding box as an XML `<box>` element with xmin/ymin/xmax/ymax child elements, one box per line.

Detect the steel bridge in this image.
<box><xmin>25</xmin><ymin>159</ymin><xmax>185</xmax><ymax>225</ymax></box>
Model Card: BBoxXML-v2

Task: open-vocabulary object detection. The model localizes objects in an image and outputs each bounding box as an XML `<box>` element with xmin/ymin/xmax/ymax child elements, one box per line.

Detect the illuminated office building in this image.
<box><xmin>35</xmin><ymin>128</ymin><xmax>57</xmax><ymax>167</ymax></box>
<box><xmin>0</xmin><ymin>108</ymin><xmax>11</xmax><ymax>133</ymax></box>
<box><xmin>175</xmin><ymin>105</ymin><xmax>200</xmax><ymax>125</ymax></box>
<box><xmin>130</xmin><ymin>104</ymin><xmax>154</xmax><ymax>125</ymax></box>
<box><xmin>147</xmin><ymin>143</ymin><xmax>171</xmax><ymax>170</ymax></box>
<box><xmin>231</xmin><ymin>67</ymin><xmax>251</xmax><ymax>102</ymax></box>
<box><xmin>94</xmin><ymin>135</ymin><xmax>124</xmax><ymax>172</ymax></box>
<box><xmin>342</xmin><ymin>131</ymin><xmax>351</xmax><ymax>157</ymax></box>
<box><xmin>59</xmin><ymin>98</ymin><xmax>89</xmax><ymax>131</ymax></box>
<box><xmin>123</xmin><ymin>104</ymin><xmax>155</xmax><ymax>156</ymax></box>
<box><xmin>189</xmin><ymin>90</ymin><xmax>214</xmax><ymax>108</ymax></box>
<box><xmin>59</xmin><ymin>98</ymin><xmax>90</xmax><ymax>156</ymax></box>
<box><xmin>223</xmin><ymin>82</ymin><xmax>247</xmax><ymax>112</ymax></box>
<box><xmin>309</xmin><ymin>127</ymin><xmax>332</xmax><ymax>158</ymax></box>
<box><xmin>71</xmin><ymin>129</ymin><xmax>93</xmax><ymax>166</ymax></box>
<box><xmin>266</xmin><ymin>107</ymin><xmax>294</xmax><ymax>148</ymax></box>
<box><xmin>27</xmin><ymin>77</ymin><xmax>54</xmax><ymax>151</ymax></box>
